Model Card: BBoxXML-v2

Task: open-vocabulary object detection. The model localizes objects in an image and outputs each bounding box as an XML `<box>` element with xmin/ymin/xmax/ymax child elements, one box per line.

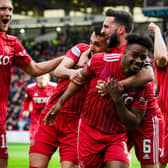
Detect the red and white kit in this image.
<box><xmin>30</xmin><ymin>43</ymin><xmax>90</xmax><ymax>164</ymax></box>
<box><xmin>22</xmin><ymin>81</ymin><xmax>57</xmax><ymax>142</ymax></box>
<box><xmin>0</xmin><ymin>32</ymin><xmax>32</xmax><ymax>158</ymax></box>
<box><xmin>154</xmin><ymin>60</ymin><xmax>168</xmax><ymax>164</ymax></box>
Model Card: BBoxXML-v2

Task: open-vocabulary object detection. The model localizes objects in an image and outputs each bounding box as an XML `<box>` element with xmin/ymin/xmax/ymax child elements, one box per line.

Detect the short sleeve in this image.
<box><xmin>66</xmin><ymin>43</ymin><xmax>89</xmax><ymax>64</ymax></box>
<box><xmin>13</xmin><ymin>38</ymin><xmax>32</xmax><ymax>67</ymax></box>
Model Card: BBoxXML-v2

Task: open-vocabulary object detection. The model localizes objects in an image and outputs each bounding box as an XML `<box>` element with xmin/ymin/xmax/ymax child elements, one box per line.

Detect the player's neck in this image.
<box><xmin>118</xmin><ymin>39</ymin><xmax>127</xmax><ymax>48</ymax></box>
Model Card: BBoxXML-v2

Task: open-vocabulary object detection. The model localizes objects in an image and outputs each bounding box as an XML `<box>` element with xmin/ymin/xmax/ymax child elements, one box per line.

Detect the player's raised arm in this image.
<box><xmin>148</xmin><ymin>22</ymin><xmax>168</xmax><ymax>68</ymax></box>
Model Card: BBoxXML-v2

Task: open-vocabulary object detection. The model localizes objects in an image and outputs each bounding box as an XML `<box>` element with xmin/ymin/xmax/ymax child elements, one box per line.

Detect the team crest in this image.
<box><xmin>3</xmin><ymin>46</ymin><xmax>11</xmax><ymax>54</ymax></box>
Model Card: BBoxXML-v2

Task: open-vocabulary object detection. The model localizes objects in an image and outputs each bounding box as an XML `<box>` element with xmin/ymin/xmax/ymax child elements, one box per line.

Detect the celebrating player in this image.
<box><xmin>0</xmin><ymin>0</ymin><xmax>64</xmax><ymax>167</ymax></box>
<box><xmin>29</xmin><ymin>29</ymin><xmax>108</xmax><ymax>168</ymax></box>
<box><xmin>21</xmin><ymin>73</ymin><xmax>57</xmax><ymax>143</ymax></box>
<box><xmin>44</xmin><ymin>34</ymin><xmax>153</xmax><ymax>168</ymax></box>
<box><xmin>148</xmin><ymin>22</ymin><xmax>168</xmax><ymax>168</ymax></box>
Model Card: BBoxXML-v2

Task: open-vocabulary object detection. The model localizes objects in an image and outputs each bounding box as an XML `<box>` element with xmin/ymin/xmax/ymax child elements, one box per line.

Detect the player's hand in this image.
<box><xmin>77</xmin><ymin>48</ymin><xmax>91</xmax><ymax>68</ymax></box>
<box><xmin>44</xmin><ymin>102</ymin><xmax>62</xmax><ymax>126</ymax></box>
<box><xmin>148</xmin><ymin>22</ymin><xmax>160</xmax><ymax>33</ymax></box>
<box><xmin>96</xmin><ymin>80</ymin><xmax>108</xmax><ymax>97</ymax></box>
<box><xmin>69</xmin><ymin>68</ymin><xmax>82</xmax><ymax>80</ymax></box>
<box><xmin>105</xmin><ymin>78</ymin><xmax>124</xmax><ymax>102</ymax></box>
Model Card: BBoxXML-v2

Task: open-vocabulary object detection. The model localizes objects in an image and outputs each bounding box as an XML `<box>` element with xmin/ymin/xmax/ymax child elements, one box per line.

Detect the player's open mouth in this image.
<box><xmin>2</xmin><ymin>19</ymin><xmax>9</xmax><ymax>24</ymax></box>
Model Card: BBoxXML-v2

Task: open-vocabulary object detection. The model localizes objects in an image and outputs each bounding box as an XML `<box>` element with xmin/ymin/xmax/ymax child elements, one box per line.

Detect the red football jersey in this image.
<box><xmin>23</xmin><ymin>82</ymin><xmax>57</xmax><ymax>127</ymax></box>
<box><xmin>82</xmin><ymin>52</ymin><xmax>155</xmax><ymax>134</ymax></box>
<box><xmin>42</xmin><ymin>43</ymin><xmax>90</xmax><ymax>117</ymax></box>
<box><xmin>0</xmin><ymin>32</ymin><xmax>32</xmax><ymax>126</ymax></box>
<box><xmin>154</xmin><ymin>61</ymin><xmax>168</xmax><ymax>119</ymax></box>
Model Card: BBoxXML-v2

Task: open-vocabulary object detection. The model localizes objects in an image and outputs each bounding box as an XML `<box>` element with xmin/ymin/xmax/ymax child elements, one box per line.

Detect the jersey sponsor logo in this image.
<box><xmin>71</xmin><ymin>46</ymin><xmax>81</xmax><ymax>57</ymax></box>
<box><xmin>33</xmin><ymin>97</ymin><xmax>49</xmax><ymax>104</ymax></box>
<box><xmin>104</xmin><ymin>53</ymin><xmax>120</xmax><ymax>62</ymax></box>
<box><xmin>0</xmin><ymin>55</ymin><xmax>10</xmax><ymax>65</ymax></box>
<box><xmin>142</xmin><ymin>154</ymin><xmax>150</xmax><ymax>160</ymax></box>
<box><xmin>122</xmin><ymin>93</ymin><xmax>134</xmax><ymax>105</ymax></box>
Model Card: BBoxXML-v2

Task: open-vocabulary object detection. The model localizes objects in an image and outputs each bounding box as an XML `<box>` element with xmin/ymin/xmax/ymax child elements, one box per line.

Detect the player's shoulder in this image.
<box><xmin>75</xmin><ymin>43</ymin><xmax>89</xmax><ymax>49</ymax></box>
<box><xmin>70</xmin><ymin>43</ymin><xmax>89</xmax><ymax>56</ymax></box>
<box><xmin>1</xmin><ymin>32</ymin><xmax>17</xmax><ymax>42</ymax></box>
<box><xmin>27</xmin><ymin>82</ymin><xmax>36</xmax><ymax>89</ymax></box>
<box><xmin>48</xmin><ymin>81</ymin><xmax>57</xmax><ymax>87</ymax></box>
<box><xmin>91</xmin><ymin>52</ymin><xmax>121</xmax><ymax>61</ymax></box>
<box><xmin>92</xmin><ymin>52</ymin><xmax>105</xmax><ymax>58</ymax></box>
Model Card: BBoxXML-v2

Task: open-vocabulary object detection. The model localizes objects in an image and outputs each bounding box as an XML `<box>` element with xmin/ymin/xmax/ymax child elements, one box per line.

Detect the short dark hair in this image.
<box><xmin>94</xmin><ymin>25</ymin><xmax>105</xmax><ymax>37</ymax></box>
<box><xmin>126</xmin><ymin>34</ymin><xmax>153</xmax><ymax>51</ymax></box>
<box><xmin>105</xmin><ymin>9</ymin><xmax>133</xmax><ymax>33</ymax></box>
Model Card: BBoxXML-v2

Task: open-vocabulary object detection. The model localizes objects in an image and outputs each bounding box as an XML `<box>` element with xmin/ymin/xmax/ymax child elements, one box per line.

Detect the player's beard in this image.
<box><xmin>107</xmin><ymin>31</ymin><xmax>120</xmax><ymax>48</ymax></box>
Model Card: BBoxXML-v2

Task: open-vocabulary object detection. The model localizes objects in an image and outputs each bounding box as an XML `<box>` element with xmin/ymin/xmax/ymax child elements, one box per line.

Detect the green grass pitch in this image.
<box><xmin>8</xmin><ymin>143</ymin><xmax>141</xmax><ymax>168</ymax></box>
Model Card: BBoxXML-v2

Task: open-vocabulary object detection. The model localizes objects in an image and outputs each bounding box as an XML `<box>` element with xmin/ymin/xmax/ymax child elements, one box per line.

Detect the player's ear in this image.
<box><xmin>118</xmin><ymin>25</ymin><xmax>125</xmax><ymax>35</ymax></box>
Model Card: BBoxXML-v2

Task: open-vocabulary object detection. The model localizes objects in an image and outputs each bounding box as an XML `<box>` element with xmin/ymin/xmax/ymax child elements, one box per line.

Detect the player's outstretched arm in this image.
<box><xmin>21</xmin><ymin>56</ymin><xmax>64</xmax><ymax>77</ymax></box>
<box><xmin>54</xmin><ymin>56</ymin><xmax>78</xmax><ymax>79</ymax></box>
<box><xmin>149</xmin><ymin>22</ymin><xmax>168</xmax><ymax>68</ymax></box>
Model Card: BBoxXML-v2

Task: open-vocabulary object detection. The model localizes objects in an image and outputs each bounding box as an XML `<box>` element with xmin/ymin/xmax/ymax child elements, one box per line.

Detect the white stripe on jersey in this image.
<box><xmin>48</xmin><ymin>81</ymin><xmax>57</xmax><ymax>87</ymax></box>
<box><xmin>152</xmin><ymin>116</ymin><xmax>159</xmax><ymax>164</ymax></box>
<box><xmin>25</xmin><ymin>93</ymin><xmax>28</xmax><ymax>98</ymax></box>
<box><xmin>77</xmin><ymin>118</ymin><xmax>82</xmax><ymax>163</ymax></box>
<box><xmin>104</xmin><ymin>53</ymin><xmax>120</xmax><ymax>62</ymax></box>
<box><xmin>71</xmin><ymin>46</ymin><xmax>81</xmax><ymax>57</ymax></box>
<box><xmin>87</xmin><ymin>59</ymin><xmax>91</xmax><ymax>67</ymax></box>
<box><xmin>27</xmin><ymin>82</ymin><xmax>36</xmax><ymax>88</ymax></box>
